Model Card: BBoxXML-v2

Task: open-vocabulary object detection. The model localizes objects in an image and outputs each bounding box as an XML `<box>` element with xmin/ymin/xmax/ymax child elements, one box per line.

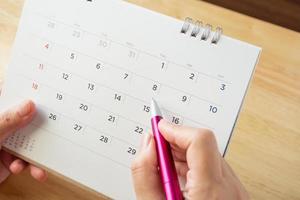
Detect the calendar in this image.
<box><xmin>0</xmin><ymin>0</ymin><xmax>261</xmax><ymax>199</ymax></box>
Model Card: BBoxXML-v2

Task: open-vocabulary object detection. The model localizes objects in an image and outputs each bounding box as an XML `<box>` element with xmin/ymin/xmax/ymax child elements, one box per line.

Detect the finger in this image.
<box><xmin>29</xmin><ymin>165</ymin><xmax>47</xmax><ymax>182</ymax></box>
<box><xmin>9</xmin><ymin>159</ymin><xmax>28</xmax><ymax>174</ymax></box>
<box><xmin>131</xmin><ymin>134</ymin><xmax>164</xmax><ymax>200</ymax></box>
<box><xmin>159</xmin><ymin>120</ymin><xmax>222</xmax><ymax>180</ymax></box>
<box><xmin>159</xmin><ymin>119</ymin><xmax>210</xmax><ymax>149</ymax></box>
<box><xmin>0</xmin><ymin>100</ymin><xmax>36</xmax><ymax>143</ymax></box>
<box><xmin>0</xmin><ymin>150</ymin><xmax>16</xmax><ymax>168</ymax></box>
<box><xmin>175</xmin><ymin>161</ymin><xmax>188</xmax><ymax>177</ymax></box>
<box><xmin>171</xmin><ymin>148</ymin><xmax>186</xmax><ymax>162</ymax></box>
<box><xmin>0</xmin><ymin>159</ymin><xmax>10</xmax><ymax>183</ymax></box>
<box><xmin>0</xmin><ymin>146</ymin><xmax>12</xmax><ymax>183</ymax></box>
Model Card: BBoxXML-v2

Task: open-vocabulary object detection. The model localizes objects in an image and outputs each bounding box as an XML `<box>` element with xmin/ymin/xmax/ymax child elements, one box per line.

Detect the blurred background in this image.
<box><xmin>203</xmin><ymin>0</ymin><xmax>300</xmax><ymax>32</ymax></box>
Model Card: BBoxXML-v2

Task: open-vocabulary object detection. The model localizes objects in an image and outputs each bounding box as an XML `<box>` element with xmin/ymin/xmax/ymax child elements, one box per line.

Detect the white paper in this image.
<box><xmin>0</xmin><ymin>0</ymin><xmax>261</xmax><ymax>199</ymax></box>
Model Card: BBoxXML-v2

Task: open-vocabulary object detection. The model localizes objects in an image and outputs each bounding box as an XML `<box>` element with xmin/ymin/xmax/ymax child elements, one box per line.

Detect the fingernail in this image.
<box><xmin>17</xmin><ymin>100</ymin><xmax>33</xmax><ymax>117</ymax></box>
<box><xmin>140</xmin><ymin>133</ymin><xmax>151</xmax><ymax>150</ymax></box>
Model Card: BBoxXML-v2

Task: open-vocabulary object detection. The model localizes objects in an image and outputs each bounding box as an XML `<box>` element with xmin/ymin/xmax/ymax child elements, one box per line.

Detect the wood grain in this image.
<box><xmin>0</xmin><ymin>0</ymin><xmax>299</xmax><ymax>199</ymax></box>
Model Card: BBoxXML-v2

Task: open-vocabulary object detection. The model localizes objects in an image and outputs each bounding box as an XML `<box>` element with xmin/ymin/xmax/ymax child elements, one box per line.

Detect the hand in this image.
<box><xmin>131</xmin><ymin>120</ymin><xmax>249</xmax><ymax>200</ymax></box>
<box><xmin>0</xmin><ymin>100</ymin><xmax>47</xmax><ymax>183</ymax></box>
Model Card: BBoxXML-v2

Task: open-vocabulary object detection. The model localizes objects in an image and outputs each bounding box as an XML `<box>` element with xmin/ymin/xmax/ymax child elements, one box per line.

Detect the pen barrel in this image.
<box><xmin>151</xmin><ymin>116</ymin><xmax>183</xmax><ymax>200</ymax></box>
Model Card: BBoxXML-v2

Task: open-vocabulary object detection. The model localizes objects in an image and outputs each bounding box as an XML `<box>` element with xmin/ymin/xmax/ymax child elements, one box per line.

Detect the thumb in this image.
<box><xmin>131</xmin><ymin>134</ymin><xmax>165</xmax><ymax>200</ymax></box>
<box><xmin>0</xmin><ymin>100</ymin><xmax>36</xmax><ymax>144</ymax></box>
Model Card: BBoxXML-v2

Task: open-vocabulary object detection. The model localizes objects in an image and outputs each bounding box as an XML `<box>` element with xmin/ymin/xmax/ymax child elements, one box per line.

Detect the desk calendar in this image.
<box><xmin>0</xmin><ymin>0</ymin><xmax>261</xmax><ymax>199</ymax></box>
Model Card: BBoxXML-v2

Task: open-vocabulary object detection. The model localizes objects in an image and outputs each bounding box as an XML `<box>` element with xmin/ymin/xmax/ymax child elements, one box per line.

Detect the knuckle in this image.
<box><xmin>131</xmin><ymin>164</ymin><xmax>145</xmax><ymax>179</ymax></box>
<box><xmin>130</xmin><ymin>159</ymin><xmax>139</xmax><ymax>172</ymax></box>
<box><xmin>194</xmin><ymin>129</ymin><xmax>216</xmax><ymax>143</ymax></box>
<box><xmin>131</xmin><ymin>155</ymin><xmax>154</xmax><ymax>177</ymax></box>
<box><xmin>131</xmin><ymin>157</ymin><xmax>145</xmax><ymax>174</ymax></box>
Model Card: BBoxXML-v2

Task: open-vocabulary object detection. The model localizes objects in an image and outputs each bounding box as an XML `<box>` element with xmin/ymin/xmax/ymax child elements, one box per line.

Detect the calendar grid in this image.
<box><xmin>12</xmin><ymin>2</ymin><xmax>222</xmax><ymax>167</ymax></box>
<box><xmin>11</xmin><ymin>92</ymin><xmax>142</xmax><ymax>167</ymax></box>
<box><xmin>34</xmin><ymin>11</ymin><xmax>231</xmax><ymax>85</ymax></box>
<box><xmin>28</xmin><ymin>123</ymin><xmax>132</xmax><ymax>169</ymax></box>
<box><xmin>21</xmin><ymin>52</ymin><xmax>218</xmax><ymax>129</ymax></box>
<box><xmin>24</xmin><ymin>40</ymin><xmax>222</xmax><ymax>117</ymax></box>
<box><xmin>25</xmin><ymin>34</ymin><xmax>224</xmax><ymax>109</ymax></box>
<box><xmin>74</xmin><ymin>48</ymin><xmax>223</xmax><ymax>107</ymax></box>
<box><xmin>32</xmin><ymin>103</ymin><xmax>140</xmax><ymax>150</ymax></box>
<box><xmin>38</xmin><ymin>103</ymin><xmax>134</xmax><ymax>148</ymax></box>
<box><xmin>13</xmin><ymin>72</ymin><xmax>149</xmax><ymax>131</ymax></box>
<box><xmin>14</xmin><ymin>69</ymin><xmax>213</xmax><ymax>131</ymax></box>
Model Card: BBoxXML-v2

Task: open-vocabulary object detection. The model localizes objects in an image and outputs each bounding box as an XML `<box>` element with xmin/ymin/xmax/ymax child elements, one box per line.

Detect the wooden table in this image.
<box><xmin>0</xmin><ymin>0</ymin><xmax>299</xmax><ymax>199</ymax></box>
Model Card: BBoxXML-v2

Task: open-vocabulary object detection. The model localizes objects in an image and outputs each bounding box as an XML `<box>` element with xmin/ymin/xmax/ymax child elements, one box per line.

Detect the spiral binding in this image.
<box><xmin>181</xmin><ymin>17</ymin><xmax>223</xmax><ymax>44</ymax></box>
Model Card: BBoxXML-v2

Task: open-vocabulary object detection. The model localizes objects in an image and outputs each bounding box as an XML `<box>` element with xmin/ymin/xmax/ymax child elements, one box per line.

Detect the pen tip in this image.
<box><xmin>151</xmin><ymin>98</ymin><xmax>162</xmax><ymax>117</ymax></box>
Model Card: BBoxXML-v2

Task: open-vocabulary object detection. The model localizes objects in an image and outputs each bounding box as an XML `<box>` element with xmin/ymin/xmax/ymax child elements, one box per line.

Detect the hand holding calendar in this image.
<box><xmin>0</xmin><ymin>100</ymin><xmax>47</xmax><ymax>183</ymax></box>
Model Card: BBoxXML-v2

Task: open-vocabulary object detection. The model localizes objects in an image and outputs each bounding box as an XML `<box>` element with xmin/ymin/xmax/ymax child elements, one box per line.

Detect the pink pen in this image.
<box><xmin>151</xmin><ymin>99</ymin><xmax>183</xmax><ymax>200</ymax></box>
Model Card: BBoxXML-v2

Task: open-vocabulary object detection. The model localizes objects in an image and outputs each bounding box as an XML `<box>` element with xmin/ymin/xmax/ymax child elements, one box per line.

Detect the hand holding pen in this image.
<box><xmin>131</xmin><ymin>99</ymin><xmax>249</xmax><ymax>200</ymax></box>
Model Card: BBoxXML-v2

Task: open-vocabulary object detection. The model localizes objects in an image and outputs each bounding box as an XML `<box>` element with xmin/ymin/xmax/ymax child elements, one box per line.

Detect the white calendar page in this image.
<box><xmin>0</xmin><ymin>0</ymin><xmax>260</xmax><ymax>199</ymax></box>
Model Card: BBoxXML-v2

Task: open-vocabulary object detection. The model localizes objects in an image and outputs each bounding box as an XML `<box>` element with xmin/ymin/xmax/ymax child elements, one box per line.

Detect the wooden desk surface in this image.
<box><xmin>0</xmin><ymin>0</ymin><xmax>299</xmax><ymax>199</ymax></box>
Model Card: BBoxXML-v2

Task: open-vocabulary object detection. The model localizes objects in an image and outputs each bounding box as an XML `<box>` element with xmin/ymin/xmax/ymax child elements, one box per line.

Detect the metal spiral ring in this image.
<box><xmin>201</xmin><ymin>24</ymin><xmax>212</xmax><ymax>40</ymax></box>
<box><xmin>191</xmin><ymin>20</ymin><xmax>202</xmax><ymax>37</ymax></box>
<box><xmin>180</xmin><ymin>17</ymin><xmax>223</xmax><ymax>44</ymax></box>
<box><xmin>181</xmin><ymin>17</ymin><xmax>193</xmax><ymax>34</ymax></box>
<box><xmin>211</xmin><ymin>26</ymin><xmax>223</xmax><ymax>44</ymax></box>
